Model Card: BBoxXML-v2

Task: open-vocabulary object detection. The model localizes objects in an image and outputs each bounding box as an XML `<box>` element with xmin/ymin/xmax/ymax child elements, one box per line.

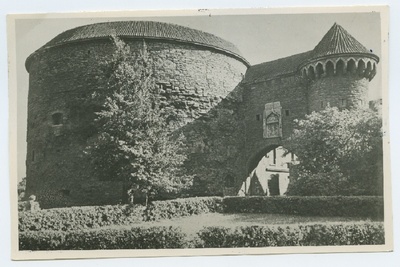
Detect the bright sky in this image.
<box><xmin>15</xmin><ymin>12</ymin><xmax>382</xmax><ymax>180</ymax></box>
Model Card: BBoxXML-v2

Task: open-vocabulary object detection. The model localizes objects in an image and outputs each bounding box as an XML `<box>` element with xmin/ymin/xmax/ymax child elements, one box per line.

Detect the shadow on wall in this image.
<box><xmin>176</xmin><ymin>83</ymin><xmax>247</xmax><ymax>197</ymax></box>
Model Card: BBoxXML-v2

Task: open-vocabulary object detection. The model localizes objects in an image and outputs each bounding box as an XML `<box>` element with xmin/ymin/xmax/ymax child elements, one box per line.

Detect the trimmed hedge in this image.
<box><xmin>223</xmin><ymin>196</ymin><xmax>384</xmax><ymax>219</ymax></box>
<box><xmin>19</xmin><ymin>197</ymin><xmax>223</xmax><ymax>232</ymax></box>
<box><xmin>19</xmin><ymin>205</ymin><xmax>145</xmax><ymax>232</ymax></box>
<box><xmin>20</xmin><ymin>223</ymin><xmax>384</xmax><ymax>250</ymax></box>
<box><xmin>145</xmin><ymin>197</ymin><xmax>223</xmax><ymax>221</ymax></box>
<box><xmin>19</xmin><ymin>196</ymin><xmax>383</xmax><ymax>232</ymax></box>
<box><xmin>19</xmin><ymin>226</ymin><xmax>186</xmax><ymax>250</ymax></box>
<box><xmin>196</xmin><ymin>223</ymin><xmax>385</xmax><ymax>248</ymax></box>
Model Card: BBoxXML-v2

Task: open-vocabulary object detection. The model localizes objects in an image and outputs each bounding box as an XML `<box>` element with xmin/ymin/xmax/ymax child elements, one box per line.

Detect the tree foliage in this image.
<box><xmin>18</xmin><ymin>177</ymin><xmax>26</xmax><ymax>201</ymax></box>
<box><xmin>85</xmin><ymin>36</ymin><xmax>192</xmax><ymax>203</ymax></box>
<box><xmin>284</xmin><ymin>106</ymin><xmax>383</xmax><ymax>196</ymax></box>
<box><xmin>184</xmin><ymin>104</ymin><xmax>245</xmax><ymax>196</ymax></box>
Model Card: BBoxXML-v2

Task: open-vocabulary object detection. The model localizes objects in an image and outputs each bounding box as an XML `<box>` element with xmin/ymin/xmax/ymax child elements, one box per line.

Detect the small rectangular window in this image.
<box><xmin>340</xmin><ymin>99</ymin><xmax>347</xmax><ymax>107</ymax></box>
<box><xmin>52</xmin><ymin>112</ymin><xmax>63</xmax><ymax>125</ymax></box>
<box><xmin>256</xmin><ymin>114</ymin><xmax>261</xmax><ymax>121</ymax></box>
<box><xmin>285</xmin><ymin>109</ymin><xmax>290</xmax><ymax>116</ymax></box>
<box><xmin>272</xmin><ymin>149</ymin><xmax>276</xmax><ymax>165</ymax></box>
<box><xmin>320</xmin><ymin>101</ymin><xmax>324</xmax><ymax>108</ymax></box>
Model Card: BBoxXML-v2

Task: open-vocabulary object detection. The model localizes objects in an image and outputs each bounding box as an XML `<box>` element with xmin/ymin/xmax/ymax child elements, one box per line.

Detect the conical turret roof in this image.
<box><xmin>311</xmin><ymin>23</ymin><xmax>372</xmax><ymax>59</ymax></box>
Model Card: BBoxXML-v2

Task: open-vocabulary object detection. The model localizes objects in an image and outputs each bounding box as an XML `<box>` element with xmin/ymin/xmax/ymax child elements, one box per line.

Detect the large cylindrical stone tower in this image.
<box><xmin>25</xmin><ymin>21</ymin><xmax>248</xmax><ymax>208</ymax></box>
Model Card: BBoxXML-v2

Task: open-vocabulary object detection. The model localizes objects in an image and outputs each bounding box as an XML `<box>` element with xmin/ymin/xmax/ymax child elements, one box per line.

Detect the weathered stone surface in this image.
<box><xmin>25</xmin><ymin>38</ymin><xmax>247</xmax><ymax>208</ymax></box>
<box><xmin>25</xmin><ymin>22</ymin><xmax>378</xmax><ymax>207</ymax></box>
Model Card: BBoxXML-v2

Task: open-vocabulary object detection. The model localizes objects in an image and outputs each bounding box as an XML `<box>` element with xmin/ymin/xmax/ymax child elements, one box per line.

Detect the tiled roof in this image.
<box><xmin>310</xmin><ymin>23</ymin><xmax>371</xmax><ymax>60</ymax></box>
<box><xmin>30</xmin><ymin>21</ymin><xmax>248</xmax><ymax>65</ymax></box>
<box><xmin>243</xmin><ymin>51</ymin><xmax>313</xmax><ymax>83</ymax></box>
<box><xmin>244</xmin><ymin>23</ymin><xmax>377</xmax><ymax>84</ymax></box>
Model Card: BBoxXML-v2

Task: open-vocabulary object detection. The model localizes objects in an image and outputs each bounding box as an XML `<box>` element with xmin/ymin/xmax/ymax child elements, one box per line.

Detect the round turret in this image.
<box><xmin>299</xmin><ymin>23</ymin><xmax>379</xmax><ymax>112</ymax></box>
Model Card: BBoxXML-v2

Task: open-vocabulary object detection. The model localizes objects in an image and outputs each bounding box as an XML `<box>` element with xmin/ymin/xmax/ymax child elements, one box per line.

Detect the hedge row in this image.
<box><xmin>19</xmin><ymin>222</ymin><xmax>384</xmax><ymax>250</ymax></box>
<box><xmin>196</xmin><ymin>223</ymin><xmax>385</xmax><ymax>248</ymax></box>
<box><xmin>19</xmin><ymin>196</ymin><xmax>383</xmax><ymax>232</ymax></box>
<box><xmin>19</xmin><ymin>226</ymin><xmax>186</xmax><ymax>250</ymax></box>
<box><xmin>18</xmin><ymin>204</ymin><xmax>145</xmax><ymax>232</ymax></box>
<box><xmin>19</xmin><ymin>197</ymin><xmax>223</xmax><ymax>232</ymax></box>
<box><xmin>144</xmin><ymin>197</ymin><xmax>223</xmax><ymax>221</ymax></box>
<box><xmin>223</xmin><ymin>196</ymin><xmax>384</xmax><ymax>219</ymax></box>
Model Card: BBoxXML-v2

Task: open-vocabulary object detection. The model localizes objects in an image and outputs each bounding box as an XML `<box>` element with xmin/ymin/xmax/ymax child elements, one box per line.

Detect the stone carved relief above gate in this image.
<box><xmin>263</xmin><ymin>101</ymin><xmax>282</xmax><ymax>139</ymax></box>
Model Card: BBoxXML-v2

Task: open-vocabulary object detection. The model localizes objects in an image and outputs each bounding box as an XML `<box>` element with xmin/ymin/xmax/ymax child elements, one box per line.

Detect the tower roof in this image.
<box><xmin>243</xmin><ymin>23</ymin><xmax>378</xmax><ymax>83</ymax></box>
<box><xmin>310</xmin><ymin>23</ymin><xmax>372</xmax><ymax>59</ymax></box>
<box><xmin>26</xmin><ymin>21</ymin><xmax>249</xmax><ymax>70</ymax></box>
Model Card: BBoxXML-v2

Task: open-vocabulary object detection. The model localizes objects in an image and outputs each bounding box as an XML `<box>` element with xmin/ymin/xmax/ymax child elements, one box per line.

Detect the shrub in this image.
<box><xmin>144</xmin><ymin>196</ymin><xmax>223</xmax><ymax>221</ymax></box>
<box><xmin>19</xmin><ymin>204</ymin><xmax>145</xmax><ymax>232</ymax></box>
<box><xmin>18</xmin><ymin>199</ymin><xmax>40</xmax><ymax>212</ymax></box>
<box><xmin>222</xmin><ymin>196</ymin><xmax>383</xmax><ymax>219</ymax></box>
<box><xmin>19</xmin><ymin>226</ymin><xmax>186</xmax><ymax>250</ymax></box>
<box><xmin>19</xmin><ymin>197</ymin><xmax>223</xmax><ymax>231</ymax></box>
<box><xmin>284</xmin><ymin>107</ymin><xmax>383</xmax><ymax>196</ymax></box>
<box><xmin>196</xmin><ymin>223</ymin><xmax>384</xmax><ymax>248</ymax></box>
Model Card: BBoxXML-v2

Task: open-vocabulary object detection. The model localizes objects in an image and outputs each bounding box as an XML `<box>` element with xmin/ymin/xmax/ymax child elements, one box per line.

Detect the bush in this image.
<box><xmin>144</xmin><ymin>197</ymin><xmax>223</xmax><ymax>221</ymax></box>
<box><xmin>222</xmin><ymin>196</ymin><xmax>383</xmax><ymax>219</ymax></box>
<box><xmin>284</xmin><ymin>107</ymin><xmax>383</xmax><ymax>196</ymax></box>
<box><xmin>19</xmin><ymin>197</ymin><xmax>222</xmax><ymax>231</ymax></box>
<box><xmin>20</xmin><ymin>223</ymin><xmax>384</xmax><ymax>250</ymax></box>
<box><xmin>196</xmin><ymin>223</ymin><xmax>385</xmax><ymax>248</ymax></box>
<box><xmin>19</xmin><ymin>226</ymin><xmax>186</xmax><ymax>250</ymax></box>
<box><xmin>19</xmin><ymin>204</ymin><xmax>145</xmax><ymax>232</ymax></box>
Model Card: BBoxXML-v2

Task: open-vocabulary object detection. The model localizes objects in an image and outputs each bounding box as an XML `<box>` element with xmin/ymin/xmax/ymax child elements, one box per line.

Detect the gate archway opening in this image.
<box><xmin>239</xmin><ymin>146</ymin><xmax>296</xmax><ymax>196</ymax></box>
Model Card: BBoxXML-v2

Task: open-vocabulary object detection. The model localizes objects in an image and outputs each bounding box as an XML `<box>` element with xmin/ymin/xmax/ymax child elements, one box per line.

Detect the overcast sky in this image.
<box><xmin>14</xmin><ymin>12</ymin><xmax>382</xmax><ymax>180</ymax></box>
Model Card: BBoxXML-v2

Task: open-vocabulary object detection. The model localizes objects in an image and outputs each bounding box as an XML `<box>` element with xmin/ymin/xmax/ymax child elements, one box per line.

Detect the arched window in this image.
<box><xmin>308</xmin><ymin>66</ymin><xmax>315</xmax><ymax>79</ymax></box>
<box><xmin>336</xmin><ymin>60</ymin><xmax>345</xmax><ymax>75</ymax></box>
<box><xmin>266</xmin><ymin>113</ymin><xmax>280</xmax><ymax>138</ymax></box>
<box><xmin>326</xmin><ymin>61</ymin><xmax>335</xmax><ymax>76</ymax></box>
<box><xmin>347</xmin><ymin>59</ymin><xmax>356</xmax><ymax>73</ymax></box>
<box><xmin>52</xmin><ymin>112</ymin><xmax>63</xmax><ymax>125</ymax></box>
<box><xmin>357</xmin><ymin>59</ymin><xmax>366</xmax><ymax>75</ymax></box>
<box><xmin>316</xmin><ymin>63</ymin><xmax>324</xmax><ymax>77</ymax></box>
<box><xmin>302</xmin><ymin>68</ymin><xmax>307</xmax><ymax>79</ymax></box>
<box><xmin>366</xmin><ymin>61</ymin><xmax>372</xmax><ymax>75</ymax></box>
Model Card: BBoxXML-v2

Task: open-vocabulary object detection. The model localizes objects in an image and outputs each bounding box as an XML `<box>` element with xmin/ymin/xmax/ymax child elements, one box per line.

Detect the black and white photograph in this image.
<box><xmin>7</xmin><ymin>6</ymin><xmax>392</xmax><ymax>260</ymax></box>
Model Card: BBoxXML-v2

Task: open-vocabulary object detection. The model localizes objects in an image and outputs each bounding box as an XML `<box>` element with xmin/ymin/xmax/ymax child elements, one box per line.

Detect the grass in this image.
<box><xmin>107</xmin><ymin>212</ymin><xmax>380</xmax><ymax>238</ymax></box>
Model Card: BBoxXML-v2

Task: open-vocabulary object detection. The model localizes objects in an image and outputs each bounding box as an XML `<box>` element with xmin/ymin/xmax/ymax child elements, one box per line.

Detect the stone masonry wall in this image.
<box><xmin>25</xmin><ymin>38</ymin><xmax>247</xmax><ymax>208</ymax></box>
<box><xmin>308</xmin><ymin>75</ymin><xmax>369</xmax><ymax>112</ymax></box>
<box><xmin>239</xmin><ymin>75</ymin><xmax>308</xmax><ymax>174</ymax></box>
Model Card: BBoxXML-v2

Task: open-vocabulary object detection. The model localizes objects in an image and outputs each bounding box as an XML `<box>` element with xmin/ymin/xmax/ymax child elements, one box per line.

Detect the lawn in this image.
<box><xmin>111</xmin><ymin>213</ymin><xmax>380</xmax><ymax>237</ymax></box>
